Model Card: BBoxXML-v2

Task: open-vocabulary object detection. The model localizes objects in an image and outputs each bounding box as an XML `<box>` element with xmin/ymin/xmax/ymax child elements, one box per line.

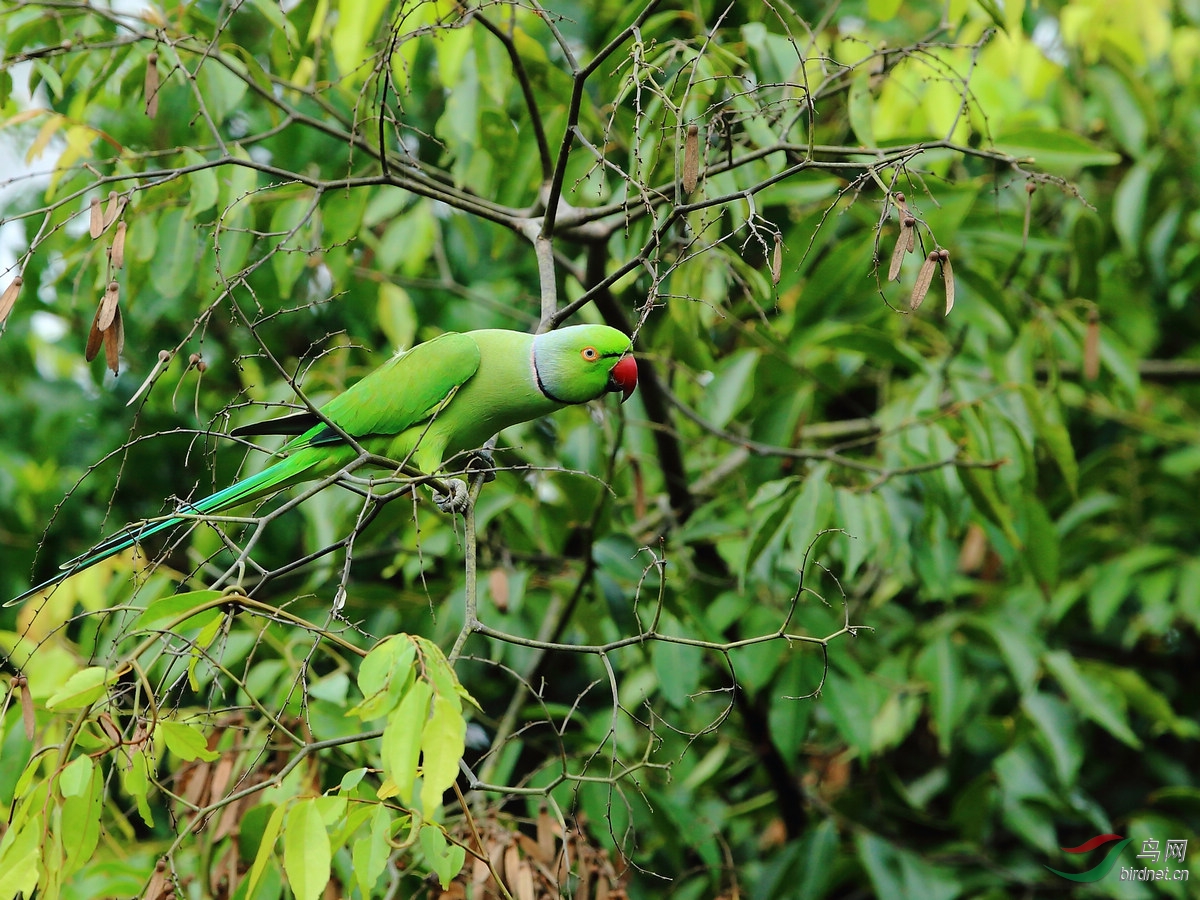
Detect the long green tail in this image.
<box><xmin>6</xmin><ymin>449</ymin><xmax>329</xmax><ymax>607</ymax></box>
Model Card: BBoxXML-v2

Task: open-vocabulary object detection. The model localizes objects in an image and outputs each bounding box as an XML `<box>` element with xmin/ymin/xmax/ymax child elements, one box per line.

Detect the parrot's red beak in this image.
<box><xmin>607</xmin><ymin>354</ymin><xmax>638</xmax><ymax>402</ymax></box>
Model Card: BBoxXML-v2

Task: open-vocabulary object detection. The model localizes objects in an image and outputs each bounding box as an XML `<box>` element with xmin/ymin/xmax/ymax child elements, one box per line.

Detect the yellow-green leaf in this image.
<box><xmin>381</xmin><ymin>679</ymin><xmax>432</xmax><ymax>807</ymax></box>
<box><xmin>46</xmin><ymin>666</ymin><xmax>117</xmax><ymax>710</ymax></box>
<box><xmin>160</xmin><ymin>720</ymin><xmax>220</xmax><ymax>762</ymax></box>
<box><xmin>283</xmin><ymin>798</ymin><xmax>331</xmax><ymax>900</ymax></box>
<box><xmin>420</xmin><ymin>693</ymin><xmax>467</xmax><ymax>817</ymax></box>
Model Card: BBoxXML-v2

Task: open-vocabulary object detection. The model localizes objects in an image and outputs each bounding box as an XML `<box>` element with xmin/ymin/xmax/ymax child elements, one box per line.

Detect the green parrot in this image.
<box><xmin>10</xmin><ymin>325</ymin><xmax>637</xmax><ymax>605</ymax></box>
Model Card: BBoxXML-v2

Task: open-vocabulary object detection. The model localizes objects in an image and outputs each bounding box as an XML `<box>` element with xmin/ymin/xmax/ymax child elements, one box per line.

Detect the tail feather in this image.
<box><xmin>7</xmin><ymin>449</ymin><xmax>330</xmax><ymax>608</ymax></box>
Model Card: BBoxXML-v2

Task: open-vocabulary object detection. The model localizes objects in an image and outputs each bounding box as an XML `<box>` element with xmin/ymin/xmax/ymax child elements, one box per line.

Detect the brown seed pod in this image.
<box><xmin>89</xmin><ymin>196</ymin><xmax>104</xmax><ymax>239</ymax></box>
<box><xmin>771</xmin><ymin>233</ymin><xmax>783</xmax><ymax>285</ymax></box>
<box><xmin>112</xmin><ymin>221</ymin><xmax>127</xmax><ymax>268</ymax></box>
<box><xmin>18</xmin><ymin>675</ymin><xmax>35</xmax><ymax>740</ymax></box>
<box><xmin>98</xmin><ymin>281</ymin><xmax>120</xmax><ymax>331</ymax></box>
<box><xmin>0</xmin><ymin>276</ymin><xmax>21</xmax><ymax>325</ymax></box>
<box><xmin>682</xmin><ymin>123</ymin><xmax>700</xmax><ymax>194</ymax></box>
<box><xmin>904</xmin><ymin>214</ymin><xmax>916</xmax><ymax>253</ymax></box>
<box><xmin>910</xmin><ymin>251</ymin><xmax>938</xmax><ymax>311</ymax></box>
<box><xmin>1083</xmin><ymin>307</ymin><xmax>1100</xmax><ymax>381</ymax></box>
<box><xmin>104</xmin><ymin>303</ymin><xmax>124</xmax><ymax>374</ymax></box>
<box><xmin>939</xmin><ymin>249</ymin><xmax>955</xmax><ymax>315</ymax></box>
<box><xmin>103</xmin><ymin>191</ymin><xmax>122</xmax><ymax>228</ymax></box>
<box><xmin>85</xmin><ymin>303</ymin><xmax>105</xmax><ymax>361</ymax></box>
<box><xmin>888</xmin><ymin>226</ymin><xmax>907</xmax><ymax>281</ymax></box>
<box><xmin>145</xmin><ymin>52</ymin><xmax>160</xmax><ymax>119</ymax></box>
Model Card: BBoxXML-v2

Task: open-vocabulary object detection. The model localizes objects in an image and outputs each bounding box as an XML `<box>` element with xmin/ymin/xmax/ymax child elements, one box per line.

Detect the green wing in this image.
<box><xmin>287</xmin><ymin>331</ymin><xmax>481</xmax><ymax>448</ymax></box>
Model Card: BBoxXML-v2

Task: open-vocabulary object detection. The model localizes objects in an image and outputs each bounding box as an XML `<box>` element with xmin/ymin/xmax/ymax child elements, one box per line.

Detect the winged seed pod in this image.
<box><xmin>939</xmin><ymin>249</ymin><xmax>955</xmax><ymax>316</ymax></box>
<box><xmin>98</xmin><ymin>281</ymin><xmax>119</xmax><ymax>331</ymax></box>
<box><xmin>910</xmin><ymin>251</ymin><xmax>939</xmax><ymax>310</ymax></box>
<box><xmin>103</xmin><ymin>191</ymin><xmax>122</xmax><ymax>228</ymax></box>
<box><xmin>111</xmin><ymin>221</ymin><xmax>127</xmax><ymax>268</ymax></box>
<box><xmin>771</xmin><ymin>233</ymin><xmax>783</xmax><ymax>284</ymax></box>
<box><xmin>89</xmin><ymin>196</ymin><xmax>103</xmax><ymax>238</ymax></box>
<box><xmin>682</xmin><ymin>123</ymin><xmax>700</xmax><ymax>194</ymax></box>
<box><xmin>85</xmin><ymin>303</ymin><xmax>105</xmax><ymax>361</ymax></box>
<box><xmin>145</xmin><ymin>52</ymin><xmax>160</xmax><ymax>119</ymax></box>
<box><xmin>127</xmin><ymin>349</ymin><xmax>174</xmax><ymax>407</ymax></box>
<box><xmin>104</xmin><ymin>303</ymin><xmax>125</xmax><ymax>374</ymax></box>
<box><xmin>0</xmin><ymin>276</ymin><xmax>21</xmax><ymax>325</ymax></box>
<box><xmin>888</xmin><ymin>223</ymin><xmax>908</xmax><ymax>281</ymax></box>
<box><xmin>1084</xmin><ymin>307</ymin><xmax>1100</xmax><ymax>381</ymax></box>
<box><xmin>17</xmin><ymin>675</ymin><xmax>34</xmax><ymax>740</ymax></box>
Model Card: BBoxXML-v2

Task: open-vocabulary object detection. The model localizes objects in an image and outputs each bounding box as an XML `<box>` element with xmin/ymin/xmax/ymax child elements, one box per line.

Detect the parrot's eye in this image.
<box><xmin>581</xmin><ymin>346</ymin><xmax>598</xmax><ymax>361</ymax></box>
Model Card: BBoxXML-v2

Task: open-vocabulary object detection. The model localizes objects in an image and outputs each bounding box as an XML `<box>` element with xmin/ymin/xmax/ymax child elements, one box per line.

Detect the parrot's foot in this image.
<box><xmin>465</xmin><ymin>449</ymin><xmax>497</xmax><ymax>483</ymax></box>
<box><xmin>432</xmin><ymin>478</ymin><xmax>470</xmax><ymax>514</ymax></box>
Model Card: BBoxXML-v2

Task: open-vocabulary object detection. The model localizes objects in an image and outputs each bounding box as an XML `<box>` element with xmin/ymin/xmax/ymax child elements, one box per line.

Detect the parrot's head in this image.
<box><xmin>532</xmin><ymin>324</ymin><xmax>638</xmax><ymax>405</ymax></box>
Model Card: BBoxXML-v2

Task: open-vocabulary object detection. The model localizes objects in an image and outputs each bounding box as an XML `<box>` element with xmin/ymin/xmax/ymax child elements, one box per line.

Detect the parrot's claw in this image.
<box><xmin>432</xmin><ymin>478</ymin><xmax>471</xmax><ymax>514</ymax></box>
<box><xmin>465</xmin><ymin>449</ymin><xmax>497</xmax><ymax>483</ymax></box>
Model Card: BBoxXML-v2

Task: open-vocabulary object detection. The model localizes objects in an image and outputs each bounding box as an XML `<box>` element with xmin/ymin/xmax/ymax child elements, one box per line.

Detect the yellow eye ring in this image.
<box><xmin>581</xmin><ymin>346</ymin><xmax>598</xmax><ymax>360</ymax></box>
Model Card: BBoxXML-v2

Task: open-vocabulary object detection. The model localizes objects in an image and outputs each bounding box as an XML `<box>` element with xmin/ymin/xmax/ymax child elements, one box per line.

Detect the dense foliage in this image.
<box><xmin>1</xmin><ymin>0</ymin><xmax>1197</xmax><ymax>897</ymax></box>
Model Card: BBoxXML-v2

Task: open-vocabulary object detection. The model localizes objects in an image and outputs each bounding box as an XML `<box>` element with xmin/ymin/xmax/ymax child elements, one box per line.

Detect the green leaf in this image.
<box><xmin>381</xmin><ymin>679</ymin><xmax>432</xmax><ymax>806</ymax></box>
<box><xmin>149</xmin><ymin>208</ymin><xmax>195</xmax><ymax>301</ymax></box>
<box><xmin>0</xmin><ymin>812</ymin><xmax>43</xmax><ymax>899</ymax></box>
<box><xmin>992</xmin><ymin>128</ymin><xmax>1122</xmax><ymax>172</ymax></box>
<box><xmin>700</xmin><ymin>349</ymin><xmax>759</xmax><ymax>430</ymax></box>
<box><xmin>160</xmin><ymin>720</ymin><xmax>220</xmax><ymax>762</ymax></box>
<box><xmin>419</xmin><ymin>693</ymin><xmax>467</xmax><ymax>817</ymax></box>
<box><xmin>419</xmin><ymin>823</ymin><xmax>466</xmax><ymax>889</ymax></box>
<box><xmin>245</xmin><ymin>803</ymin><xmax>286</xmax><ymax>898</ymax></box>
<box><xmin>124</xmin><ymin>748</ymin><xmax>155</xmax><ymax>826</ymax></box>
<box><xmin>284</xmin><ymin>799</ymin><xmax>331</xmax><ymax>900</ymax></box>
<box><xmin>351</xmin><ymin>635</ymin><xmax>416</xmax><ymax>721</ymax></box>
<box><xmin>332</xmin><ymin>0</ymin><xmax>390</xmax><ymax>80</ymax></box>
<box><xmin>60</xmin><ymin>762</ymin><xmax>102</xmax><ymax>872</ymax></box>
<box><xmin>914</xmin><ymin>633</ymin><xmax>965</xmax><ymax>755</ymax></box>
<box><xmin>1021</xmin><ymin>692</ymin><xmax>1082</xmax><ymax>786</ymax></box>
<box><xmin>378</xmin><ymin>282</ymin><xmax>416</xmax><ymax>350</ymax></box>
<box><xmin>133</xmin><ymin>589</ymin><xmax>224</xmax><ymax>631</ymax></box>
<box><xmin>352</xmin><ymin>804</ymin><xmax>393</xmax><ymax>898</ymax></box>
<box><xmin>46</xmin><ymin>666</ymin><xmax>117</xmax><ymax>710</ymax></box>
<box><xmin>57</xmin><ymin>754</ymin><xmax>94</xmax><ymax>798</ymax></box>
<box><xmin>1112</xmin><ymin>156</ymin><xmax>1157</xmax><ymax>254</ymax></box>
<box><xmin>1044</xmin><ymin>650</ymin><xmax>1142</xmax><ymax>748</ymax></box>
<box><xmin>183</xmin><ymin>148</ymin><xmax>219</xmax><ymax>219</ymax></box>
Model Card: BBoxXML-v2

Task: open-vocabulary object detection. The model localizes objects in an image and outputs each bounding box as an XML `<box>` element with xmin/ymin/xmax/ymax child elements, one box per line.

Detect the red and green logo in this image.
<box><xmin>1045</xmin><ymin>833</ymin><xmax>1133</xmax><ymax>882</ymax></box>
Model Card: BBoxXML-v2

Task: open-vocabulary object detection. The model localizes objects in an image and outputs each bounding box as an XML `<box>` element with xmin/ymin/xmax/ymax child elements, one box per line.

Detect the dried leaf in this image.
<box><xmin>771</xmin><ymin>233</ymin><xmax>782</xmax><ymax>285</ymax></box>
<box><xmin>0</xmin><ymin>275</ymin><xmax>21</xmax><ymax>325</ymax></box>
<box><xmin>515</xmin><ymin>861</ymin><xmax>535</xmax><ymax>900</ymax></box>
<box><xmin>98</xmin><ymin>711</ymin><xmax>123</xmax><ymax>745</ymax></box>
<box><xmin>18</xmin><ymin>675</ymin><xmax>35</xmax><ymax>740</ymax></box>
<box><xmin>682</xmin><ymin>123</ymin><xmax>699</xmax><ymax>194</ymax></box>
<box><xmin>909</xmin><ymin>252</ymin><xmax>938</xmax><ymax>311</ymax></box>
<box><xmin>1084</xmin><ymin>307</ymin><xmax>1100</xmax><ymax>381</ymax></box>
<box><xmin>85</xmin><ymin>304</ymin><xmax>105</xmax><ymax>361</ymax></box>
<box><xmin>98</xmin><ymin>281</ymin><xmax>119</xmax><ymax>331</ymax></box>
<box><xmin>145</xmin><ymin>52</ymin><xmax>160</xmax><ymax>119</ymax></box>
<box><xmin>488</xmin><ymin>568</ymin><xmax>509</xmax><ymax>613</ymax></box>
<box><xmin>112</xmin><ymin>221</ymin><xmax>127</xmax><ymax>268</ymax></box>
<box><xmin>89</xmin><ymin>196</ymin><xmax>103</xmax><ymax>239</ymax></box>
<box><xmin>940</xmin><ymin>250</ymin><xmax>955</xmax><ymax>316</ymax></box>
<box><xmin>104</xmin><ymin>303</ymin><xmax>125</xmax><ymax>374</ymax></box>
<box><xmin>504</xmin><ymin>843</ymin><xmax>520</xmax><ymax>892</ymax></box>
<box><xmin>537</xmin><ymin>808</ymin><xmax>557</xmax><ymax>864</ymax></box>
